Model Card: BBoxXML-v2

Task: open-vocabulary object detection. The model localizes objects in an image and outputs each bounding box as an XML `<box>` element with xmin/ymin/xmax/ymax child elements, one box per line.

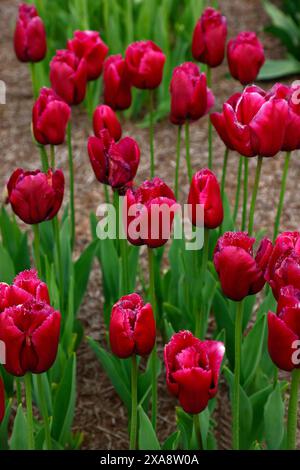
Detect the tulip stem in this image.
<box><xmin>38</xmin><ymin>145</ymin><xmax>49</xmax><ymax>172</ymax></box>
<box><xmin>16</xmin><ymin>378</ymin><xmax>22</xmax><ymax>406</ymax></box>
<box><xmin>148</xmin><ymin>247</ymin><xmax>157</xmax><ymax>431</ymax></box>
<box><xmin>67</xmin><ymin>121</ymin><xmax>75</xmax><ymax>250</ymax></box>
<box><xmin>149</xmin><ymin>90</ymin><xmax>155</xmax><ymax>178</ymax></box>
<box><xmin>113</xmin><ymin>190</ymin><xmax>120</xmax><ymax>255</ymax></box>
<box><xmin>50</xmin><ymin>145</ymin><xmax>55</xmax><ymax>168</ymax></box>
<box><xmin>221</xmin><ymin>148</ymin><xmax>229</xmax><ymax>201</ymax></box>
<box><xmin>248</xmin><ymin>156</ymin><xmax>263</xmax><ymax>236</ymax></box>
<box><xmin>33</xmin><ymin>224</ymin><xmax>42</xmax><ymax>276</ymax></box>
<box><xmin>37</xmin><ymin>374</ymin><xmax>52</xmax><ymax>450</ymax></box>
<box><xmin>119</xmin><ymin>195</ymin><xmax>129</xmax><ymax>294</ymax></box>
<box><xmin>273</xmin><ymin>151</ymin><xmax>291</xmax><ymax>242</ymax></box>
<box><xmin>174</xmin><ymin>125</ymin><xmax>182</xmax><ymax>200</ymax></box>
<box><xmin>29</xmin><ymin>63</ymin><xmax>38</xmax><ymax>99</ymax></box>
<box><xmin>233</xmin><ymin>300</ymin><xmax>244</xmax><ymax>450</ymax></box>
<box><xmin>242</xmin><ymin>157</ymin><xmax>249</xmax><ymax>231</ymax></box>
<box><xmin>193</xmin><ymin>414</ymin><xmax>203</xmax><ymax>450</ymax></box>
<box><xmin>196</xmin><ymin>228</ymin><xmax>210</xmax><ymax>338</ymax></box>
<box><xmin>233</xmin><ymin>157</ymin><xmax>243</xmax><ymax>226</ymax></box>
<box><xmin>52</xmin><ymin>216</ymin><xmax>64</xmax><ymax>310</ymax></box>
<box><xmin>104</xmin><ymin>185</ymin><xmax>110</xmax><ymax>204</ymax></box>
<box><xmin>129</xmin><ymin>355</ymin><xmax>138</xmax><ymax>450</ymax></box>
<box><xmin>185</xmin><ymin>121</ymin><xmax>192</xmax><ymax>183</ymax></box>
<box><xmin>206</xmin><ymin>65</ymin><xmax>213</xmax><ymax>170</ymax></box>
<box><xmin>24</xmin><ymin>373</ymin><xmax>35</xmax><ymax>450</ymax></box>
<box><xmin>287</xmin><ymin>368</ymin><xmax>300</xmax><ymax>450</ymax></box>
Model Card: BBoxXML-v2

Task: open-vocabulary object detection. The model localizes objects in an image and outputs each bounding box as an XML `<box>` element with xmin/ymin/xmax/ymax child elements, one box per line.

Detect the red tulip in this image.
<box><xmin>0</xmin><ymin>300</ymin><xmax>61</xmax><ymax>377</ymax></box>
<box><xmin>188</xmin><ymin>169</ymin><xmax>223</xmax><ymax>229</ymax></box>
<box><xmin>14</xmin><ymin>3</ymin><xmax>46</xmax><ymax>63</ymax></box>
<box><xmin>214</xmin><ymin>232</ymin><xmax>272</xmax><ymax>301</ymax></box>
<box><xmin>227</xmin><ymin>32</ymin><xmax>265</xmax><ymax>85</ymax></box>
<box><xmin>125</xmin><ymin>41</ymin><xmax>166</xmax><ymax>89</ymax></box>
<box><xmin>109</xmin><ymin>293</ymin><xmax>156</xmax><ymax>359</ymax></box>
<box><xmin>0</xmin><ymin>378</ymin><xmax>4</xmax><ymax>424</ymax></box>
<box><xmin>88</xmin><ymin>129</ymin><xmax>140</xmax><ymax>190</ymax></box>
<box><xmin>164</xmin><ymin>331</ymin><xmax>225</xmax><ymax>414</ymax></box>
<box><xmin>192</xmin><ymin>7</ymin><xmax>227</xmax><ymax>68</ymax></box>
<box><xmin>268</xmin><ymin>285</ymin><xmax>300</xmax><ymax>371</ymax></box>
<box><xmin>125</xmin><ymin>177</ymin><xmax>179</xmax><ymax>249</ymax></box>
<box><xmin>169</xmin><ymin>62</ymin><xmax>215</xmax><ymax>125</ymax></box>
<box><xmin>103</xmin><ymin>54</ymin><xmax>132</xmax><ymax>111</ymax></box>
<box><xmin>50</xmin><ymin>49</ymin><xmax>87</xmax><ymax>105</ymax></box>
<box><xmin>7</xmin><ymin>168</ymin><xmax>64</xmax><ymax>224</ymax></box>
<box><xmin>93</xmin><ymin>105</ymin><xmax>122</xmax><ymax>141</ymax></box>
<box><xmin>32</xmin><ymin>87</ymin><xmax>71</xmax><ymax>145</ymax></box>
<box><xmin>67</xmin><ymin>30</ymin><xmax>108</xmax><ymax>81</ymax></box>
<box><xmin>210</xmin><ymin>85</ymin><xmax>288</xmax><ymax>157</ymax></box>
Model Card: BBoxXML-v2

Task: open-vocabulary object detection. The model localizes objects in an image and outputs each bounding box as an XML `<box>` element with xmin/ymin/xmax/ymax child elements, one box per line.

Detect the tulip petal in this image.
<box><xmin>268</xmin><ymin>312</ymin><xmax>298</xmax><ymax>371</ymax></box>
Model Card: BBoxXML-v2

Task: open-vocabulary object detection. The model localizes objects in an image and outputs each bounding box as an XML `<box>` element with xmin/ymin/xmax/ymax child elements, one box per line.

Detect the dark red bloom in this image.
<box><xmin>103</xmin><ymin>54</ymin><xmax>132</xmax><ymax>111</ymax></box>
<box><xmin>214</xmin><ymin>232</ymin><xmax>273</xmax><ymax>301</ymax></box>
<box><xmin>125</xmin><ymin>177</ymin><xmax>179</xmax><ymax>249</ymax></box>
<box><xmin>7</xmin><ymin>168</ymin><xmax>64</xmax><ymax>224</ymax></box>
<box><xmin>164</xmin><ymin>331</ymin><xmax>225</xmax><ymax>414</ymax></box>
<box><xmin>0</xmin><ymin>300</ymin><xmax>61</xmax><ymax>377</ymax></box>
<box><xmin>227</xmin><ymin>32</ymin><xmax>265</xmax><ymax>85</ymax></box>
<box><xmin>125</xmin><ymin>41</ymin><xmax>166</xmax><ymax>89</ymax></box>
<box><xmin>67</xmin><ymin>30</ymin><xmax>108</xmax><ymax>81</ymax></box>
<box><xmin>50</xmin><ymin>49</ymin><xmax>87</xmax><ymax>105</ymax></box>
<box><xmin>0</xmin><ymin>377</ymin><xmax>4</xmax><ymax>424</ymax></box>
<box><xmin>32</xmin><ymin>87</ymin><xmax>71</xmax><ymax>145</ymax></box>
<box><xmin>14</xmin><ymin>3</ymin><xmax>46</xmax><ymax>63</ymax></box>
<box><xmin>109</xmin><ymin>293</ymin><xmax>156</xmax><ymax>359</ymax></box>
<box><xmin>93</xmin><ymin>105</ymin><xmax>122</xmax><ymax>141</ymax></box>
<box><xmin>192</xmin><ymin>7</ymin><xmax>227</xmax><ymax>68</ymax></box>
<box><xmin>169</xmin><ymin>62</ymin><xmax>214</xmax><ymax>125</ymax></box>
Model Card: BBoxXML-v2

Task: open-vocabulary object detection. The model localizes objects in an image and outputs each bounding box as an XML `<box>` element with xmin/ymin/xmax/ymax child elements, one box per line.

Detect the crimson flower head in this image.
<box><xmin>268</xmin><ymin>285</ymin><xmax>300</xmax><ymax>371</ymax></box>
<box><xmin>0</xmin><ymin>300</ymin><xmax>61</xmax><ymax>377</ymax></box>
<box><xmin>50</xmin><ymin>49</ymin><xmax>87</xmax><ymax>105</ymax></box>
<box><xmin>227</xmin><ymin>32</ymin><xmax>265</xmax><ymax>85</ymax></box>
<box><xmin>188</xmin><ymin>169</ymin><xmax>223</xmax><ymax>229</ymax></box>
<box><xmin>93</xmin><ymin>105</ymin><xmax>122</xmax><ymax>141</ymax></box>
<box><xmin>88</xmin><ymin>129</ymin><xmax>140</xmax><ymax>191</ymax></box>
<box><xmin>214</xmin><ymin>232</ymin><xmax>273</xmax><ymax>301</ymax></box>
<box><xmin>109</xmin><ymin>293</ymin><xmax>156</xmax><ymax>359</ymax></box>
<box><xmin>103</xmin><ymin>54</ymin><xmax>132</xmax><ymax>111</ymax></box>
<box><xmin>32</xmin><ymin>87</ymin><xmax>71</xmax><ymax>146</ymax></box>
<box><xmin>169</xmin><ymin>62</ymin><xmax>214</xmax><ymax>125</ymax></box>
<box><xmin>125</xmin><ymin>41</ymin><xmax>166</xmax><ymax>89</ymax></box>
<box><xmin>14</xmin><ymin>3</ymin><xmax>47</xmax><ymax>63</ymax></box>
<box><xmin>125</xmin><ymin>177</ymin><xmax>179</xmax><ymax>249</ymax></box>
<box><xmin>67</xmin><ymin>30</ymin><xmax>108</xmax><ymax>81</ymax></box>
<box><xmin>210</xmin><ymin>85</ymin><xmax>288</xmax><ymax>157</ymax></box>
<box><xmin>0</xmin><ymin>378</ymin><xmax>4</xmax><ymax>424</ymax></box>
<box><xmin>164</xmin><ymin>331</ymin><xmax>225</xmax><ymax>414</ymax></box>
<box><xmin>192</xmin><ymin>7</ymin><xmax>227</xmax><ymax>68</ymax></box>
<box><xmin>7</xmin><ymin>168</ymin><xmax>64</xmax><ymax>225</ymax></box>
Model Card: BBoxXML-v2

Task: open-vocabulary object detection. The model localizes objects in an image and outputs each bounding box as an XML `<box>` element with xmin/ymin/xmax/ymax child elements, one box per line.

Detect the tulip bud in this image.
<box><xmin>227</xmin><ymin>32</ymin><xmax>265</xmax><ymax>85</ymax></box>
<box><xmin>169</xmin><ymin>62</ymin><xmax>215</xmax><ymax>125</ymax></box>
<box><xmin>192</xmin><ymin>7</ymin><xmax>227</xmax><ymax>68</ymax></box>
<box><xmin>14</xmin><ymin>3</ymin><xmax>47</xmax><ymax>63</ymax></box>
<box><xmin>164</xmin><ymin>331</ymin><xmax>225</xmax><ymax>414</ymax></box>
<box><xmin>7</xmin><ymin>168</ymin><xmax>64</xmax><ymax>225</ymax></box>
<box><xmin>109</xmin><ymin>293</ymin><xmax>156</xmax><ymax>358</ymax></box>
<box><xmin>125</xmin><ymin>41</ymin><xmax>166</xmax><ymax>89</ymax></box>
<box><xmin>93</xmin><ymin>105</ymin><xmax>122</xmax><ymax>141</ymax></box>
<box><xmin>32</xmin><ymin>87</ymin><xmax>71</xmax><ymax>146</ymax></box>
<box><xmin>213</xmin><ymin>232</ymin><xmax>273</xmax><ymax>301</ymax></box>
<box><xmin>0</xmin><ymin>378</ymin><xmax>4</xmax><ymax>424</ymax></box>
<box><xmin>188</xmin><ymin>169</ymin><xmax>223</xmax><ymax>229</ymax></box>
<box><xmin>103</xmin><ymin>54</ymin><xmax>132</xmax><ymax>111</ymax></box>
<box><xmin>50</xmin><ymin>49</ymin><xmax>87</xmax><ymax>105</ymax></box>
<box><xmin>0</xmin><ymin>300</ymin><xmax>61</xmax><ymax>376</ymax></box>
<box><xmin>67</xmin><ymin>30</ymin><xmax>108</xmax><ymax>81</ymax></box>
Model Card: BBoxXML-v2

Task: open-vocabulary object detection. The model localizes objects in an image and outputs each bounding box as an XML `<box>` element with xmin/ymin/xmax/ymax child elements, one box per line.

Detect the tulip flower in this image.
<box><xmin>227</xmin><ymin>32</ymin><xmax>265</xmax><ymax>85</ymax></box>
<box><xmin>214</xmin><ymin>232</ymin><xmax>273</xmax><ymax>301</ymax></box>
<box><xmin>67</xmin><ymin>30</ymin><xmax>108</xmax><ymax>81</ymax></box>
<box><xmin>0</xmin><ymin>378</ymin><xmax>4</xmax><ymax>424</ymax></box>
<box><xmin>164</xmin><ymin>331</ymin><xmax>225</xmax><ymax>414</ymax></box>
<box><xmin>192</xmin><ymin>7</ymin><xmax>227</xmax><ymax>68</ymax></box>
<box><xmin>88</xmin><ymin>129</ymin><xmax>140</xmax><ymax>191</ymax></box>
<box><xmin>0</xmin><ymin>299</ymin><xmax>61</xmax><ymax>376</ymax></box>
<box><xmin>14</xmin><ymin>3</ymin><xmax>46</xmax><ymax>63</ymax></box>
<box><xmin>32</xmin><ymin>87</ymin><xmax>71</xmax><ymax>146</ymax></box>
<box><xmin>50</xmin><ymin>49</ymin><xmax>87</xmax><ymax>105</ymax></box>
<box><xmin>93</xmin><ymin>105</ymin><xmax>122</xmax><ymax>141</ymax></box>
<box><xmin>7</xmin><ymin>168</ymin><xmax>64</xmax><ymax>225</ymax></box>
<box><xmin>125</xmin><ymin>41</ymin><xmax>166</xmax><ymax>90</ymax></box>
<box><xmin>103</xmin><ymin>54</ymin><xmax>132</xmax><ymax>111</ymax></box>
<box><xmin>188</xmin><ymin>168</ymin><xmax>223</xmax><ymax>229</ymax></box>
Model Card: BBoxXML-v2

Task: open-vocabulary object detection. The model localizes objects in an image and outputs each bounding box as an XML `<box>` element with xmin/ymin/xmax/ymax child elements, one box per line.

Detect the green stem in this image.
<box><xmin>206</xmin><ymin>65</ymin><xmax>213</xmax><ymax>169</ymax></box>
<box><xmin>273</xmin><ymin>367</ymin><xmax>278</xmax><ymax>389</ymax></box>
<box><xmin>273</xmin><ymin>151</ymin><xmax>291</xmax><ymax>242</ymax></box>
<box><xmin>221</xmin><ymin>148</ymin><xmax>229</xmax><ymax>200</ymax></box>
<box><xmin>50</xmin><ymin>145</ymin><xmax>55</xmax><ymax>168</ymax></box>
<box><xmin>16</xmin><ymin>378</ymin><xmax>22</xmax><ymax>406</ymax></box>
<box><xmin>52</xmin><ymin>216</ymin><xmax>63</xmax><ymax>310</ymax></box>
<box><xmin>242</xmin><ymin>157</ymin><xmax>249</xmax><ymax>231</ymax></box>
<box><xmin>233</xmin><ymin>157</ymin><xmax>243</xmax><ymax>225</ymax></box>
<box><xmin>149</xmin><ymin>90</ymin><xmax>155</xmax><ymax>178</ymax></box>
<box><xmin>113</xmin><ymin>191</ymin><xmax>120</xmax><ymax>255</ymax></box>
<box><xmin>29</xmin><ymin>63</ymin><xmax>38</xmax><ymax>99</ymax></box>
<box><xmin>174</xmin><ymin>126</ymin><xmax>182</xmax><ymax>200</ymax></box>
<box><xmin>287</xmin><ymin>368</ymin><xmax>300</xmax><ymax>450</ymax></box>
<box><xmin>38</xmin><ymin>146</ymin><xmax>49</xmax><ymax>172</ymax></box>
<box><xmin>248</xmin><ymin>156</ymin><xmax>263</xmax><ymax>236</ymax></box>
<box><xmin>233</xmin><ymin>300</ymin><xmax>244</xmax><ymax>450</ymax></box>
<box><xmin>37</xmin><ymin>374</ymin><xmax>51</xmax><ymax>450</ymax></box>
<box><xmin>148</xmin><ymin>247</ymin><xmax>157</xmax><ymax>431</ymax></box>
<box><xmin>33</xmin><ymin>224</ymin><xmax>41</xmax><ymax>276</ymax></box>
<box><xmin>67</xmin><ymin>121</ymin><xmax>75</xmax><ymax>250</ymax></box>
<box><xmin>193</xmin><ymin>414</ymin><xmax>203</xmax><ymax>450</ymax></box>
<box><xmin>24</xmin><ymin>373</ymin><xmax>34</xmax><ymax>450</ymax></box>
<box><xmin>185</xmin><ymin>121</ymin><xmax>192</xmax><ymax>183</ymax></box>
<box><xmin>120</xmin><ymin>195</ymin><xmax>129</xmax><ymax>294</ymax></box>
<box><xmin>195</xmin><ymin>228</ymin><xmax>209</xmax><ymax>338</ymax></box>
<box><xmin>104</xmin><ymin>185</ymin><xmax>110</xmax><ymax>204</ymax></box>
<box><xmin>129</xmin><ymin>355</ymin><xmax>138</xmax><ymax>450</ymax></box>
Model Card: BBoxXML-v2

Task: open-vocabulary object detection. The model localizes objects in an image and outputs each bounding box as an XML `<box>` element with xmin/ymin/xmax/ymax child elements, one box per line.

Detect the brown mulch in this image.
<box><xmin>1</xmin><ymin>0</ymin><xmax>300</xmax><ymax>450</ymax></box>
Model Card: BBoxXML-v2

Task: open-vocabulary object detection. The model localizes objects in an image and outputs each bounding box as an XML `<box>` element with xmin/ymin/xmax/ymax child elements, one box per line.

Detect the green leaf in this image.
<box><xmin>0</xmin><ymin>245</ymin><xmax>15</xmax><ymax>283</ymax></box>
<box><xmin>242</xmin><ymin>314</ymin><xmax>267</xmax><ymax>389</ymax></box>
<box><xmin>259</xmin><ymin>58</ymin><xmax>300</xmax><ymax>80</ymax></box>
<box><xmin>263</xmin><ymin>0</ymin><xmax>299</xmax><ymax>42</ymax></box>
<box><xmin>10</xmin><ymin>404</ymin><xmax>29</xmax><ymax>450</ymax></box>
<box><xmin>0</xmin><ymin>398</ymin><xmax>12</xmax><ymax>449</ymax></box>
<box><xmin>162</xmin><ymin>431</ymin><xmax>180</xmax><ymax>450</ymax></box>
<box><xmin>264</xmin><ymin>383</ymin><xmax>285</xmax><ymax>449</ymax></box>
<box><xmin>74</xmin><ymin>239</ymin><xmax>98</xmax><ymax>313</ymax></box>
<box><xmin>138</xmin><ymin>406</ymin><xmax>161</xmax><ymax>450</ymax></box>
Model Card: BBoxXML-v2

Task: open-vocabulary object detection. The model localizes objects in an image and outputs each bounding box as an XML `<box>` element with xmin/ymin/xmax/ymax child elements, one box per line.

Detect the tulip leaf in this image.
<box><xmin>138</xmin><ymin>406</ymin><xmax>161</xmax><ymax>450</ymax></box>
<box><xmin>259</xmin><ymin>58</ymin><xmax>300</xmax><ymax>80</ymax></box>
<box><xmin>0</xmin><ymin>245</ymin><xmax>15</xmax><ymax>284</ymax></box>
<box><xmin>249</xmin><ymin>384</ymin><xmax>273</xmax><ymax>443</ymax></box>
<box><xmin>264</xmin><ymin>383</ymin><xmax>285</xmax><ymax>449</ymax></box>
<box><xmin>162</xmin><ymin>431</ymin><xmax>181</xmax><ymax>450</ymax></box>
<box><xmin>0</xmin><ymin>398</ymin><xmax>12</xmax><ymax>450</ymax></box>
<box><xmin>241</xmin><ymin>314</ymin><xmax>267</xmax><ymax>389</ymax></box>
<box><xmin>74</xmin><ymin>239</ymin><xmax>98</xmax><ymax>313</ymax></box>
<box><xmin>213</xmin><ymin>291</ymin><xmax>235</xmax><ymax>367</ymax></box>
<box><xmin>10</xmin><ymin>404</ymin><xmax>29</xmax><ymax>450</ymax></box>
